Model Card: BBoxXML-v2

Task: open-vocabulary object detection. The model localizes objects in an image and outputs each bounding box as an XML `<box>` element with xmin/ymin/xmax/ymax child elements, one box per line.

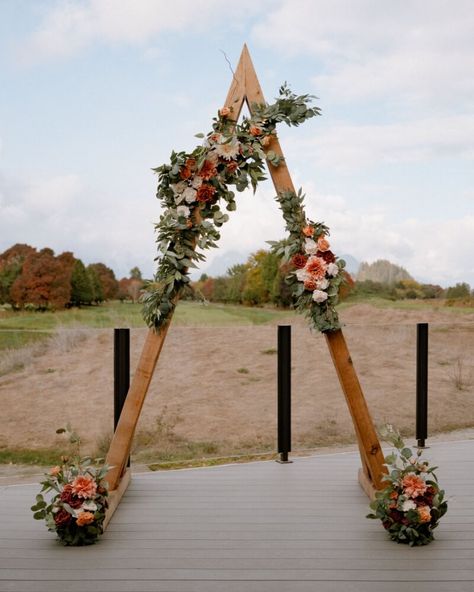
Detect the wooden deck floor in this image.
<box><xmin>1</xmin><ymin>439</ymin><xmax>473</xmax><ymax>592</ymax></box>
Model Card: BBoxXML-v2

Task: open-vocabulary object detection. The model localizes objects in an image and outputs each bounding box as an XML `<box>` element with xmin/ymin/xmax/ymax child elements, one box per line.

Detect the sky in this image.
<box><xmin>0</xmin><ymin>0</ymin><xmax>473</xmax><ymax>287</ymax></box>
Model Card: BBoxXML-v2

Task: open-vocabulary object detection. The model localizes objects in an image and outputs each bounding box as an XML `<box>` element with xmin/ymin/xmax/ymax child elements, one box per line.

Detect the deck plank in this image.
<box><xmin>0</xmin><ymin>440</ymin><xmax>473</xmax><ymax>591</ymax></box>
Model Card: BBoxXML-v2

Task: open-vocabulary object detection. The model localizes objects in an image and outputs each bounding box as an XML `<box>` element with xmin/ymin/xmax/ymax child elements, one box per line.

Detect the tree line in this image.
<box><xmin>0</xmin><ymin>243</ymin><xmax>144</xmax><ymax>310</ymax></box>
<box><xmin>191</xmin><ymin>251</ymin><xmax>472</xmax><ymax>306</ymax></box>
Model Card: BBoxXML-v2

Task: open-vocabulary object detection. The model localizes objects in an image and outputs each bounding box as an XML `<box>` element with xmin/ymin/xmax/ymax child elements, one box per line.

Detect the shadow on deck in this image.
<box><xmin>1</xmin><ymin>440</ymin><xmax>473</xmax><ymax>592</ymax></box>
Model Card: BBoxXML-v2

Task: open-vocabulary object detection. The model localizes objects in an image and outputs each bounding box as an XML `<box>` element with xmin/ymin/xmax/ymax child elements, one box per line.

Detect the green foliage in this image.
<box><xmin>142</xmin><ymin>84</ymin><xmax>321</xmax><ymax>330</ymax></box>
<box><xmin>70</xmin><ymin>259</ymin><xmax>94</xmax><ymax>306</ymax></box>
<box><xmin>367</xmin><ymin>427</ymin><xmax>448</xmax><ymax>546</ymax></box>
<box><xmin>446</xmin><ymin>282</ymin><xmax>471</xmax><ymax>299</ymax></box>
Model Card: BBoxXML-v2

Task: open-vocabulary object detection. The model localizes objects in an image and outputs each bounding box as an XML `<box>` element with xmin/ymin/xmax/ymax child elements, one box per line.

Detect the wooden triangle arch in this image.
<box><xmin>103</xmin><ymin>45</ymin><xmax>386</xmax><ymax>527</ymax></box>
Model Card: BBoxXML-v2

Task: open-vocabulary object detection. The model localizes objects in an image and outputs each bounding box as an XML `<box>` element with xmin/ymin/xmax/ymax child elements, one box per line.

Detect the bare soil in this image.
<box><xmin>0</xmin><ymin>304</ymin><xmax>473</xmax><ymax>456</ymax></box>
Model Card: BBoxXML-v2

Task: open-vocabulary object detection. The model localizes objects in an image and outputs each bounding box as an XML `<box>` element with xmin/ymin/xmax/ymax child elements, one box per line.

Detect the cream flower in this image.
<box><xmin>177</xmin><ymin>205</ymin><xmax>190</xmax><ymax>218</ymax></box>
<box><xmin>304</xmin><ymin>238</ymin><xmax>318</xmax><ymax>255</ymax></box>
<box><xmin>170</xmin><ymin>181</ymin><xmax>186</xmax><ymax>195</ymax></box>
<box><xmin>191</xmin><ymin>176</ymin><xmax>203</xmax><ymax>190</ymax></box>
<box><xmin>316</xmin><ymin>278</ymin><xmax>329</xmax><ymax>290</ymax></box>
<box><xmin>295</xmin><ymin>268</ymin><xmax>310</xmax><ymax>282</ymax></box>
<box><xmin>312</xmin><ymin>290</ymin><xmax>328</xmax><ymax>303</ymax></box>
<box><xmin>182</xmin><ymin>187</ymin><xmax>197</xmax><ymax>203</ymax></box>
<box><xmin>326</xmin><ymin>262</ymin><xmax>339</xmax><ymax>277</ymax></box>
<box><xmin>214</xmin><ymin>139</ymin><xmax>240</xmax><ymax>160</ymax></box>
<box><xmin>402</xmin><ymin>499</ymin><xmax>417</xmax><ymax>512</ymax></box>
<box><xmin>82</xmin><ymin>500</ymin><xmax>98</xmax><ymax>512</ymax></box>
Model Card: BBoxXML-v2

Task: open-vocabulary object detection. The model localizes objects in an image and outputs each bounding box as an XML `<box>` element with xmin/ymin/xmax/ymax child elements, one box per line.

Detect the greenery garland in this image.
<box><xmin>142</xmin><ymin>84</ymin><xmax>346</xmax><ymax>333</ymax></box>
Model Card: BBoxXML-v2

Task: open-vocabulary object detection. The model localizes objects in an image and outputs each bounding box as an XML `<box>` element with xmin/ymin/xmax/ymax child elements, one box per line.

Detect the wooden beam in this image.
<box><xmin>325</xmin><ymin>329</ymin><xmax>386</xmax><ymax>490</ymax></box>
<box><xmin>242</xmin><ymin>45</ymin><xmax>385</xmax><ymax>492</ymax></box>
<box><xmin>103</xmin><ymin>467</ymin><xmax>131</xmax><ymax>530</ymax></box>
<box><xmin>105</xmin><ymin>323</ymin><xmax>173</xmax><ymax>491</ymax></box>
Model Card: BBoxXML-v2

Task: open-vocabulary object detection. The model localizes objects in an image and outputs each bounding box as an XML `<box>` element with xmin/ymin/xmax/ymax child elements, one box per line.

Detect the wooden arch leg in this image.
<box><xmin>325</xmin><ymin>329</ymin><xmax>386</xmax><ymax>496</ymax></box>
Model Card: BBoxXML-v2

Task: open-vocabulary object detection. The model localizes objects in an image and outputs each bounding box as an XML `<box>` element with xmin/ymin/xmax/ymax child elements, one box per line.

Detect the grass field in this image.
<box><xmin>0</xmin><ymin>301</ymin><xmax>295</xmax><ymax>350</ymax></box>
<box><xmin>1</xmin><ymin>298</ymin><xmax>473</xmax><ymax>470</ymax></box>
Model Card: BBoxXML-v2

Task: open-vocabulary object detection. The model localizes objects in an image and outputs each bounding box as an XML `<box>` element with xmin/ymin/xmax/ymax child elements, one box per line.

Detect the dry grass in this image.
<box><xmin>0</xmin><ymin>303</ymin><xmax>473</xmax><ymax>463</ymax></box>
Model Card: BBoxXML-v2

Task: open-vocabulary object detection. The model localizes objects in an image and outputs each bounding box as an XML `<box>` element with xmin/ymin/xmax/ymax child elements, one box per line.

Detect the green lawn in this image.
<box><xmin>0</xmin><ymin>301</ymin><xmax>295</xmax><ymax>350</ymax></box>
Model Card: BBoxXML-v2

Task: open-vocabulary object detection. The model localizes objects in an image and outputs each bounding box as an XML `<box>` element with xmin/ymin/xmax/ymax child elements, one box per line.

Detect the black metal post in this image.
<box><xmin>416</xmin><ymin>323</ymin><xmax>429</xmax><ymax>448</ymax></box>
<box><xmin>114</xmin><ymin>328</ymin><xmax>130</xmax><ymax>466</ymax></box>
<box><xmin>277</xmin><ymin>325</ymin><xmax>292</xmax><ymax>463</ymax></box>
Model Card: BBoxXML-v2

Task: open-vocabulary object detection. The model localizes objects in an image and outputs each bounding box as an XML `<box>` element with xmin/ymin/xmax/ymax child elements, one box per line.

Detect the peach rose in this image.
<box><xmin>418</xmin><ymin>505</ymin><xmax>431</xmax><ymax>523</ymax></box>
<box><xmin>402</xmin><ymin>474</ymin><xmax>427</xmax><ymax>498</ymax></box>
<box><xmin>71</xmin><ymin>475</ymin><xmax>97</xmax><ymax>499</ymax></box>
<box><xmin>304</xmin><ymin>278</ymin><xmax>317</xmax><ymax>291</ymax></box>
<box><xmin>249</xmin><ymin>126</ymin><xmax>262</xmax><ymax>136</ymax></box>
<box><xmin>76</xmin><ymin>511</ymin><xmax>95</xmax><ymax>527</ymax></box>
<box><xmin>219</xmin><ymin>106</ymin><xmax>231</xmax><ymax>117</ymax></box>
<box><xmin>49</xmin><ymin>465</ymin><xmax>61</xmax><ymax>477</ymax></box>
<box><xmin>305</xmin><ymin>256</ymin><xmax>328</xmax><ymax>280</ymax></box>
<box><xmin>302</xmin><ymin>225</ymin><xmax>314</xmax><ymax>237</ymax></box>
<box><xmin>389</xmin><ymin>491</ymin><xmax>399</xmax><ymax>500</ymax></box>
<box><xmin>317</xmin><ymin>237</ymin><xmax>330</xmax><ymax>252</ymax></box>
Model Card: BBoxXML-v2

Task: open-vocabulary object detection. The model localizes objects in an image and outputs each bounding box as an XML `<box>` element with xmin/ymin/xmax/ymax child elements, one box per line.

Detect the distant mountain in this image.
<box><xmin>356</xmin><ymin>259</ymin><xmax>413</xmax><ymax>284</ymax></box>
<box><xmin>339</xmin><ymin>254</ymin><xmax>360</xmax><ymax>275</ymax></box>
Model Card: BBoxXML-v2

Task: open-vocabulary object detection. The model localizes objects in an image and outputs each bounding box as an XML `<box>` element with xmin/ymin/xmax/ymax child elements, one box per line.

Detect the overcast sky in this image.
<box><xmin>1</xmin><ymin>0</ymin><xmax>473</xmax><ymax>286</ymax></box>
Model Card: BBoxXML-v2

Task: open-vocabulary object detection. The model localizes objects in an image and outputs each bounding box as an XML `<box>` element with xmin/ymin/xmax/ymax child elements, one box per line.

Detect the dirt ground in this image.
<box><xmin>0</xmin><ymin>304</ymin><xmax>473</xmax><ymax>456</ymax></box>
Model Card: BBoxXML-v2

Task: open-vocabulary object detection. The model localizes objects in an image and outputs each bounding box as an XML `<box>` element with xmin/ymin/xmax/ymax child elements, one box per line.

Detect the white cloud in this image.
<box><xmin>17</xmin><ymin>0</ymin><xmax>268</xmax><ymax>63</ymax></box>
<box><xmin>301</xmin><ymin>185</ymin><xmax>474</xmax><ymax>287</ymax></box>
<box><xmin>290</xmin><ymin>114</ymin><xmax>474</xmax><ymax>170</ymax></box>
<box><xmin>253</xmin><ymin>0</ymin><xmax>474</xmax><ymax>111</ymax></box>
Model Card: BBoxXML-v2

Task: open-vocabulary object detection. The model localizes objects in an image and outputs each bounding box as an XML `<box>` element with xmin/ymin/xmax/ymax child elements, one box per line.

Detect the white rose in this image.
<box><xmin>312</xmin><ymin>290</ymin><xmax>328</xmax><ymax>303</ymax></box>
<box><xmin>316</xmin><ymin>278</ymin><xmax>329</xmax><ymax>290</ymax></box>
<box><xmin>170</xmin><ymin>181</ymin><xmax>186</xmax><ymax>195</ymax></box>
<box><xmin>191</xmin><ymin>176</ymin><xmax>203</xmax><ymax>190</ymax></box>
<box><xmin>402</xmin><ymin>499</ymin><xmax>417</xmax><ymax>512</ymax></box>
<box><xmin>304</xmin><ymin>238</ymin><xmax>318</xmax><ymax>255</ymax></box>
<box><xmin>295</xmin><ymin>269</ymin><xmax>310</xmax><ymax>282</ymax></box>
<box><xmin>177</xmin><ymin>205</ymin><xmax>190</xmax><ymax>218</ymax></box>
<box><xmin>82</xmin><ymin>501</ymin><xmax>97</xmax><ymax>512</ymax></box>
<box><xmin>183</xmin><ymin>187</ymin><xmax>197</xmax><ymax>203</ymax></box>
<box><xmin>327</xmin><ymin>262</ymin><xmax>339</xmax><ymax>277</ymax></box>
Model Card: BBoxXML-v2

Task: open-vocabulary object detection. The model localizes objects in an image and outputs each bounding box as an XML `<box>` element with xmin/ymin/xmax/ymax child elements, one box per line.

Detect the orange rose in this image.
<box><xmin>305</xmin><ymin>256</ymin><xmax>327</xmax><ymax>280</ymax></box>
<box><xmin>389</xmin><ymin>491</ymin><xmax>399</xmax><ymax>500</ymax></box>
<box><xmin>71</xmin><ymin>475</ymin><xmax>97</xmax><ymax>499</ymax></box>
<box><xmin>302</xmin><ymin>225</ymin><xmax>314</xmax><ymax>237</ymax></box>
<box><xmin>49</xmin><ymin>465</ymin><xmax>61</xmax><ymax>477</ymax></box>
<box><xmin>76</xmin><ymin>511</ymin><xmax>95</xmax><ymax>527</ymax></box>
<box><xmin>249</xmin><ymin>126</ymin><xmax>262</xmax><ymax>136</ymax></box>
<box><xmin>304</xmin><ymin>278</ymin><xmax>317</xmax><ymax>291</ymax></box>
<box><xmin>219</xmin><ymin>106</ymin><xmax>231</xmax><ymax>117</ymax></box>
<box><xmin>185</xmin><ymin>158</ymin><xmax>196</xmax><ymax>170</ymax></box>
<box><xmin>418</xmin><ymin>505</ymin><xmax>431</xmax><ymax>523</ymax></box>
<box><xmin>317</xmin><ymin>237</ymin><xmax>330</xmax><ymax>252</ymax></box>
<box><xmin>198</xmin><ymin>159</ymin><xmax>217</xmax><ymax>180</ymax></box>
<box><xmin>179</xmin><ymin>166</ymin><xmax>192</xmax><ymax>180</ymax></box>
<box><xmin>402</xmin><ymin>474</ymin><xmax>427</xmax><ymax>498</ymax></box>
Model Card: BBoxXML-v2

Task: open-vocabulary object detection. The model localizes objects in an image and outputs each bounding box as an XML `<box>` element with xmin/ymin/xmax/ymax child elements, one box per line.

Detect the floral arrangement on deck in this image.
<box><xmin>142</xmin><ymin>84</ymin><xmax>347</xmax><ymax>334</ymax></box>
<box><xmin>31</xmin><ymin>427</ymin><xmax>109</xmax><ymax>546</ymax></box>
<box><xmin>367</xmin><ymin>427</ymin><xmax>448</xmax><ymax>546</ymax></box>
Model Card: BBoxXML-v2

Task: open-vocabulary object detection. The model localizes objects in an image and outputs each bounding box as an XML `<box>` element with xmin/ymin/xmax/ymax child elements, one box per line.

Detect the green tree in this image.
<box><xmin>71</xmin><ymin>259</ymin><xmax>94</xmax><ymax>305</ymax></box>
<box><xmin>130</xmin><ymin>266</ymin><xmax>143</xmax><ymax>280</ymax></box>
<box><xmin>445</xmin><ymin>282</ymin><xmax>470</xmax><ymax>299</ymax></box>
<box><xmin>87</xmin><ymin>265</ymin><xmax>104</xmax><ymax>303</ymax></box>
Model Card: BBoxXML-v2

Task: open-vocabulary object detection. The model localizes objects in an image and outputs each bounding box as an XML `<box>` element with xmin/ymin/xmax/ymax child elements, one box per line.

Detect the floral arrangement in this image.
<box><xmin>31</xmin><ymin>427</ymin><xmax>109</xmax><ymax>546</ymax></box>
<box><xmin>142</xmin><ymin>84</ymin><xmax>347</xmax><ymax>333</ymax></box>
<box><xmin>367</xmin><ymin>428</ymin><xmax>448</xmax><ymax>546</ymax></box>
